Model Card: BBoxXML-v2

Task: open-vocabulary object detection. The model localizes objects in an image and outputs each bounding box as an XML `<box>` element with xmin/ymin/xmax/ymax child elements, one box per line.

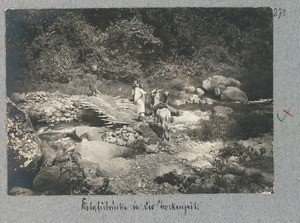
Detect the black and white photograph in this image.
<box><xmin>6</xmin><ymin>8</ymin><xmax>274</xmax><ymax>196</ymax></box>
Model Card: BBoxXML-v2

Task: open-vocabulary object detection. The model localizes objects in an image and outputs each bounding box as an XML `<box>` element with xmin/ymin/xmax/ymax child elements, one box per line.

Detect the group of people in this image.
<box><xmin>132</xmin><ymin>80</ymin><xmax>170</xmax><ymax>123</ymax></box>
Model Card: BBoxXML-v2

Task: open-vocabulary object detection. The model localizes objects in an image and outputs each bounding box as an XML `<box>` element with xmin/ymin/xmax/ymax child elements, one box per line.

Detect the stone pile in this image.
<box><xmin>172</xmin><ymin>75</ymin><xmax>248</xmax><ymax>106</ymax></box>
<box><xmin>202</xmin><ymin>75</ymin><xmax>248</xmax><ymax>102</ymax></box>
<box><xmin>26</xmin><ymin>91</ymin><xmax>49</xmax><ymax>103</ymax></box>
<box><xmin>172</xmin><ymin>86</ymin><xmax>209</xmax><ymax>106</ymax></box>
<box><xmin>26</xmin><ymin>92</ymin><xmax>121</xmax><ymax>126</ymax></box>
<box><xmin>102</xmin><ymin>125</ymin><xmax>146</xmax><ymax>147</ymax></box>
<box><xmin>26</xmin><ymin>92</ymin><xmax>78</xmax><ymax>124</ymax></box>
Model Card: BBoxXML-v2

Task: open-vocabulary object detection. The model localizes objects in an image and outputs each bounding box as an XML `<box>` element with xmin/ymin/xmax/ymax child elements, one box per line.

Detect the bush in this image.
<box><xmin>21</xmin><ymin>14</ymin><xmax>162</xmax><ymax>84</ymax></box>
<box><xmin>170</xmin><ymin>79</ymin><xmax>186</xmax><ymax>91</ymax></box>
<box><xmin>22</xmin><ymin>12</ymin><xmax>106</xmax><ymax>83</ymax></box>
<box><xmin>7</xmin><ymin>9</ymin><xmax>272</xmax><ymax>100</ymax></box>
<box><xmin>187</xmin><ymin>116</ymin><xmax>237</xmax><ymax>141</ymax></box>
<box><xmin>187</xmin><ymin>112</ymin><xmax>273</xmax><ymax>141</ymax></box>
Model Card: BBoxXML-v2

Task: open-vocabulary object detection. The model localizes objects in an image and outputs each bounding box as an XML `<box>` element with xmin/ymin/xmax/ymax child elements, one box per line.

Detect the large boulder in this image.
<box><xmin>202</xmin><ymin>75</ymin><xmax>242</xmax><ymax>96</ymax></box>
<box><xmin>210</xmin><ymin>75</ymin><xmax>229</xmax><ymax>89</ymax></box>
<box><xmin>220</xmin><ymin>87</ymin><xmax>248</xmax><ymax>102</ymax></box>
<box><xmin>75</xmin><ymin>141</ymin><xmax>126</xmax><ymax>163</ymax></box>
<box><xmin>203</xmin><ymin>75</ymin><xmax>227</xmax><ymax>90</ymax></box>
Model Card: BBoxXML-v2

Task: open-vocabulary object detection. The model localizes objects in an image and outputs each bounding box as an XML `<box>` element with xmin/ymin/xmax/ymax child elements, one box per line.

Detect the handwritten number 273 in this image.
<box><xmin>274</xmin><ymin>8</ymin><xmax>286</xmax><ymax>19</ymax></box>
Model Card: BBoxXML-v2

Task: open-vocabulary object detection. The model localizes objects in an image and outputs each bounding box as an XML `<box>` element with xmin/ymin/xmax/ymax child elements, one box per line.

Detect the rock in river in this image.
<box><xmin>220</xmin><ymin>87</ymin><xmax>248</xmax><ymax>102</ymax></box>
<box><xmin>196</xmin><ymin>88</ymin><xmax>205</xmax><ymax>97</ymax></box>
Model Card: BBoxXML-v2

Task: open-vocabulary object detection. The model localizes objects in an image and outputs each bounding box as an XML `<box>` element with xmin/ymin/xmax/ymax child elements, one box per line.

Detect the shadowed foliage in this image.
<box><xmin>6</xmin><ymin>8</ymin><xmax>272</xmax><ymax>99</ymax></box>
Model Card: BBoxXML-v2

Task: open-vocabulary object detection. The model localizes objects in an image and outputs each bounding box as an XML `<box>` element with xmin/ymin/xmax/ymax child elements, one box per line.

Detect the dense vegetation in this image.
<box><xmin>6</xmin><ymin>8</ymin><xmax>273</xmax><ymax>99</ymax></box>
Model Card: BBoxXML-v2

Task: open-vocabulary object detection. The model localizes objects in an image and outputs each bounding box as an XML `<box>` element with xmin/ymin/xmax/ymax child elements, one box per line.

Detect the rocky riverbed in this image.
<box><xmin>7</xmin><ymin>91</ymin><xmax>274</xmax><ymax>195</ymax></box>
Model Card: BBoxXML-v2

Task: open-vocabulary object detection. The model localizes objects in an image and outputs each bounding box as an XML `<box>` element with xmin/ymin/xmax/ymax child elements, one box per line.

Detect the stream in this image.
<box><xmin>8</xmin><ymin>93</ymin><xmax>274</xmax><ymax>195</ymax></box>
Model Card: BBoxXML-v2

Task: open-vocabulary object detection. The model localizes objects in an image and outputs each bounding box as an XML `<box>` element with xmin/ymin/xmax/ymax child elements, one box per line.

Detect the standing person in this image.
<box><xmin>87</xmin><ymin>74</ymin><xmax>100</xmax><ymax>96</ymax></box>
<box><xmin>131</xmin><ymin>80</ymin><xmax>139</xmax><ymax>101</ymax></box>
<box><xmin>134</xmin><ymin>83</ymin><xmax>147</xmax><ymax>123</ymax></box>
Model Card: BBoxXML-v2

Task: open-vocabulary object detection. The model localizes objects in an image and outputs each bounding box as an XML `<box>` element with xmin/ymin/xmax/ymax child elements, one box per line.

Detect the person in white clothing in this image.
<box><xmin>134</xmin><ymin>83</ymin><xmax>147</xmax><ymax>122</ymax></box>
<box><xmin>131</xmin><ymin>80</ymin><xmax>139</xmax><ymax>101</ymax></box>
